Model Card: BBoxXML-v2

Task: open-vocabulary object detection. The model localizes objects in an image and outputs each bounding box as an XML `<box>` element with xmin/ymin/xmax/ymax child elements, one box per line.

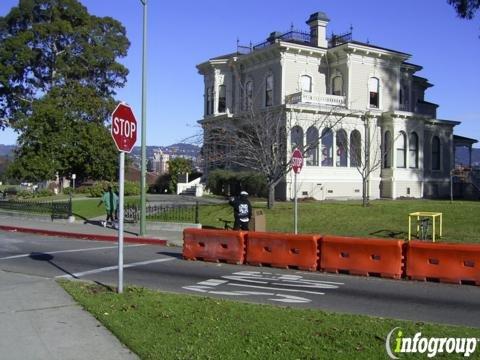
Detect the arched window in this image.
<box><xmin>291</xmin><ymin>126</ymin><xmax>304</xmax><ymax>151</ymax></box>
<box><xmin>350</xmin><ymin>130</ymin><xmax>361</xmax><ymax>167</ymax></box>
<box><xmin>306</xmin><ymin>126</ymin><xmax>319</xmax><ymax>166</ymax></box>
<box><xmin>383</xmin><ymin>131</ymin><xmax>392</xmax><ymax>168</ymax></box>
<box><xmin>369</xmin><ymin>77</ymin><xmax>379</xmax><ymax>108</ymax></box>
<box><xmin>207</xmin><ymin>87</ymin><xmax>213</xmax><ymax>115</ymax></box>
<box><xmin>218</xmin><ymin>85</ymin><xmax>226</xmax><ymax>113</ymax></box>
<box><xmin>432</xmin><ymin>136</ymin><xmax>441</xmax><ymax>170</ymax></box>
<box><xmin>332</xmin><ymin>76</ymin><xmax>343</xmax><ymax>96</ymax></box>
<box><xmin>245</xmin><ymin>81</ymin><xmax>253</xmax><ymax>110</ymax></box>
<box><xmin>396</xmin><ymin>131</ymin><xmax>406</xmax><ymax>168</ymax></box>
<box><xmin>409</xmin><ymin>132</ymin><xmax>418</xmax><ymax>168</ymax></box>
<box><xmin>265</xmin><ymin>74</ymin><xmax>273</xmax><ymax>107</ymax></box>
<box><xmin>301</xmin><ymin>75</ymin><xmax>312</xmax><ymax>93</ymax></box>
<box><xmin>321</xmin><ymin>128</ymin><xmax>333</xmax><ymax>167</ymax></box>
<box><xmin>336</xmin><ymin>129</ymin><xmax>348</xmax><ymax>167</ymax></box>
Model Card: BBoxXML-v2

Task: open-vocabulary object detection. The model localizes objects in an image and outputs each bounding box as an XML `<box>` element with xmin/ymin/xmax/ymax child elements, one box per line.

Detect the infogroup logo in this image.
<box><xmin>385</xmin><ymin>327</ymin><xmax>479</xmax><ymax>359</ymax></box>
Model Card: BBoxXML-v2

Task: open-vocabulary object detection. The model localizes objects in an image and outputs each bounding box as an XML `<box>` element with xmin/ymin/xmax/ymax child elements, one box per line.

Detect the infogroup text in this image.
<box><xmin>385</xmin><ymin>327</ymin><xmax>478</xmax><ymax>358</ymax></box>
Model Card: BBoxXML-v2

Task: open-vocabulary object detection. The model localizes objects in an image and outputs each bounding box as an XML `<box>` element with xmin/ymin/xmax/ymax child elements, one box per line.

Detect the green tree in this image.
<box><xmin>6</xmin><ymin>82</ymin><xmax>118</xmax><ymax>182</ymax></box>
<box><xmin>168</xmin><ymin>157</ymin><xmax>194</xmax><ymax>193</ymax></box>
<box><xmin>0</xmin><ymin>0</ymin><xmax>129</xmax><ymax>181</ymax></box>
<box><xmin>448</xmin><ymin>0</ymin><xmax>480</xmax><ymax>19</ymax></box>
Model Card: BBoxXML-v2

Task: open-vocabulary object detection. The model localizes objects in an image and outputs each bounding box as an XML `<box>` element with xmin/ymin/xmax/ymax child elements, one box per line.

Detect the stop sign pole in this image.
<box><xmin>292</xmin><ymin>148</ymin><xmax>303</xmax><ymax>234</ymax></box>
<box><xmin>111</xmin><ymin>103</ymin><xmax>137</xmax><ymax>294</ymax></box>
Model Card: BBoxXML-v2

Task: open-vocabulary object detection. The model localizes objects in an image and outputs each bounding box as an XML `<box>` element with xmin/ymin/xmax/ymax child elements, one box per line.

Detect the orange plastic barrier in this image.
<box><xmin>320</xmin><ymin>236</ymin><xmax>404</xmax><ymax>279</ymax></box>
<box><xmin>406</xmin><ymin>241</ymin><xmax>480</xmax><ymax>285</ymax></box>
<box><xmin>183</xmin><ymin>228</ymin><xmax>246</xmax><ymax>264</ymax></box>
<box><xmin>245</xmin><ymin>232</ymin><xmax>319</xmax><ymax>271</ymax></box>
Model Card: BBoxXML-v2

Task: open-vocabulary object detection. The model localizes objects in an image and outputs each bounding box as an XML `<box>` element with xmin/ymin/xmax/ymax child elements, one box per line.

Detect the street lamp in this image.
<box><xmin>139</xmin><ymin>0</ymin><xmax>147</xmax><ymax>235</ymax></box>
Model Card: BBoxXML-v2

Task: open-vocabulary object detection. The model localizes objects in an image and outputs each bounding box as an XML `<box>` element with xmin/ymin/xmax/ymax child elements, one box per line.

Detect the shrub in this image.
<box><xmin>206</xmin><ymin>169</ymin><xmax>267</xmax><ymax>197</ymax></box>
<box><xmin>75</xmin><ymin>185</ymin><xmax>91</xmax><ymax>194</ymax></box>
<box><xmin>63</xmin><ymin>187</ymin><xmax>74</xmax><ymax>195</ymax></box>
<box><xmin>16</xmin><ymin>190</ymin><xmax>34</xmax><ymax>199</ymax></box>
<box><xmin>88</xmin><ymin>181</ymin><xmax>111</xmax><ymax>197</ymax></box>
<box><xmin>16</xmin><ymin>189</ymin><xmax>54</xmax><ymax>199</ymax></box>
<box><xmin>149</xmin><ymin>174</ymin><xmax>172</xmax><ymax>194</ymax></box>
<box><xmin>123</xmin><ymin>181</ymin><xmax>140</xmax><ymax>196</ymax></box>
<box><xmin>88</xmin><ymin>180</ymin><xmax>141</xmax><ymax>197</ymax></box>
<box><xmin>35</xmin><ymin>189</ymin><xmax>54</xmax><ymax>198</ymax></box>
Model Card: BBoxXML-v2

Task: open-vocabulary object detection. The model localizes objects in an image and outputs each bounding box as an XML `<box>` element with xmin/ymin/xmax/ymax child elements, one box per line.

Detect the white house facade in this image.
<box><xmin>197</xmin><ymin>11</ymin><xmax>468</xmax><ymax>200</ymax></box>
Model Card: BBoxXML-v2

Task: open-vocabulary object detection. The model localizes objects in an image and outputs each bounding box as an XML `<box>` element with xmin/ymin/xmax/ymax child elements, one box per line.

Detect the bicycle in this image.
<box><xmin>218</xmin><ymin>218</ymin><xmax>233</xmax><ymax>230</ymax></box>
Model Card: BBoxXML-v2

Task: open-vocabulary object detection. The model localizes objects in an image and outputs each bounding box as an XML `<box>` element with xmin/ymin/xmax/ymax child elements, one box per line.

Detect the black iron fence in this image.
<box><xmin>0</xmin><ymin>198</ymin><xmax>72</xmax><ymax>219</ymax></box>
<box><xmin>124</xmin><ymin>202</ymin><xmax>199</xmax><ymax>224</ymax></box>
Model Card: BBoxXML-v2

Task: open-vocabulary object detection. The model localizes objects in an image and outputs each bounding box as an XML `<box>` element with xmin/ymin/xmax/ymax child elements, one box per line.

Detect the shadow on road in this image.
<box><xmin>156</xmin><ymin>251</ymin><xmax>183</xmax><ymax>260</ymax></box>
<box><xmin>29</xmin><ymin>252</ymin><xmax>77</xmax><ymax>278</ymax></box>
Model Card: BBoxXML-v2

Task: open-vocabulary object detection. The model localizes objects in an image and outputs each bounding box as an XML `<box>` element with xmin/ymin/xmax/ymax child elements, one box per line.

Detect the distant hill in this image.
<box><xmin>0</xmin><ymin>145</ymin><xmax>15</xmax><ymax>157</ymax></box>
<box><xmin>130</xmin><ymin>143</ymin><xmax>200</xmax><ymax>158</ymax></box>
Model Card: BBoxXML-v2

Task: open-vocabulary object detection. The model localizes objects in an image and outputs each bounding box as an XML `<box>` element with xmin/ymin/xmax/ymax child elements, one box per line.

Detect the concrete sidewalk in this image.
<box><xmin>0</xmin><ymin>269</ymin><xmax>138</xmax><ymax>360</ymax></box>
<box><xmin>0</xmin><ymin>213</ymin><xmax>189</xmax><ymax>359</ymax></box>
<box><xmin>0</xmin><ymin>213</ymin><xmax>184</xmax><ymax>246</ymax></box>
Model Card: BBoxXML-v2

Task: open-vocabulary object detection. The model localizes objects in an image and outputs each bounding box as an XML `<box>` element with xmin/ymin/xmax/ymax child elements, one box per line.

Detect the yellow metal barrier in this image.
<box><xmin>408</xmin><ymin>212</ymin><xmax>443</xmax><ymax>242</ymax></box>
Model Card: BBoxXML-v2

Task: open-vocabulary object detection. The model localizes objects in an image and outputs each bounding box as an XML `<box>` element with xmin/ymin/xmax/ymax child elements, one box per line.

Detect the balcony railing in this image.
<box><xmin>285</xmin><ymin>91</ymin><xmax>346</xmax><ymax>107</ymax></box>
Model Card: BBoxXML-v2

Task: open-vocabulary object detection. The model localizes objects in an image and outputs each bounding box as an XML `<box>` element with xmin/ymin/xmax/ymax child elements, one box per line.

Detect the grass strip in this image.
<box><xmin>60</xmin><ymin>280</ymin><xmax>480</xmax><ymax>359</ymax></box>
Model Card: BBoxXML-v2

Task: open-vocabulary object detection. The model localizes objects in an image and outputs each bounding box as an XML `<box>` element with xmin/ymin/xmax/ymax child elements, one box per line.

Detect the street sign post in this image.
<box><xmin>111</xmin><ymin>103</ymin><xmax>137</xmax><ymax>294</ymax></box>
<box><xmin>291</xmin><ymin>148</ymin><xmax>303</xmax><ymax>235</ymax></box>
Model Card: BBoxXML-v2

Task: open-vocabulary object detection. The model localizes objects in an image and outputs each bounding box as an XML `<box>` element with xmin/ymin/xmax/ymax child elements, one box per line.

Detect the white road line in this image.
<box><xmin>198</xmin><ymin>279</ymin><xmax>228</xmax><ymax>286</ymax></box>
<box><xmin>271</xmin><ymin>281</ymin><xmax>341</xmax><ymax>289</ymax></box>
<box><xmin>228</xmin><ymin>282</ymin><xmax>325</xmax><ymax>295</ymax></box>
<box><xmin>56</xmin><ymin>257</ymin><xmax>175</xmax><ymax>279</ymax></box>
<box><xmin>0</xmin><ymin>244</ymin><xmax>146</xmax><ymax>260</ymax></box>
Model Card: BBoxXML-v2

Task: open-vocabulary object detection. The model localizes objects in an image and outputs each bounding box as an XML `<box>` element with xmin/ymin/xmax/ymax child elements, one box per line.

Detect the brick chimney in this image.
<box><xmin>306</xmin><ymin>12</ymin><xmax>330</xmax><ymax>48</ymax></box>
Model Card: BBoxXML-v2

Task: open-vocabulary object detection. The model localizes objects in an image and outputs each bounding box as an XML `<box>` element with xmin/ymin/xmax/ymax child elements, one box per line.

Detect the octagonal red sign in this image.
<box><xmin>111</xmin><ymin>103</ymin><xmax>137</xmax><ymax>153</ymax></box>
<box><xmin>292</xmin><ymin>148</ymin><xmax>303</xmax><ymax>174</ymax></box>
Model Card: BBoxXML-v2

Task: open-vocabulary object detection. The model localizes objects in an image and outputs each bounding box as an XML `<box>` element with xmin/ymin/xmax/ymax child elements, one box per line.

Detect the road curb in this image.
<box><xmin>0</xmin><ymin>225</ymin><xmax>167</xmax><ymax>246</ymax></box>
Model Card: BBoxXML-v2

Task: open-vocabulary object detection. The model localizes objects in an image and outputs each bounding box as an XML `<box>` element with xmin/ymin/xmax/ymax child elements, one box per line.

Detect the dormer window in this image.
<box><xmin>218</xmin><ymin>85</ymin><xmax>226</xmax><ymax>113</ymax></box>
<box><xmin>369</xmin><ymin>77</ymin><xmax>379</xmax><ymax>108</ymax></box>
<box><xmin>332</xmin><ymin>76</ymin><xmax>343</xmax><ymax>96</ymax></box>
<box><xmin>301</xmin><ymin>75</ymin><xmax>312</xmax><ymax>93</ymax></box>
<box><xmin>265</xmin><ymin>74</ymin><xmax>274</xmax><ymax>107</ymax></box>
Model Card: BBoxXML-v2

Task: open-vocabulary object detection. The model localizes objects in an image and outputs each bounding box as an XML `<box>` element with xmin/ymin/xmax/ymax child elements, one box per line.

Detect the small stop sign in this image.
<box><xmin>292</xmin><ymin>148</ymin><xmax>303</xmax><ymax>174</ymax></box>
<box><xmin>111</xmin><ymin>103</ymin><xmax>137</xmax><ymax>153</ymax></box>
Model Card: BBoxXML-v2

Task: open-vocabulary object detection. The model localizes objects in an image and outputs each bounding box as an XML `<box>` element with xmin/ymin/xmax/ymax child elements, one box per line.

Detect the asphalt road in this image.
<box><xmin>1</xmin><ymin>230</ymin><xmax>480</xmax><ymax>328</ymax></box>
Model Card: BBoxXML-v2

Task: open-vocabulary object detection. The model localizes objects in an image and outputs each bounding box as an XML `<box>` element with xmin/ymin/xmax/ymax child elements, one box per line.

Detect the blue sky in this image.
<box><xmin>1</xmin><ymin>0</ymin><xmax>479</xmax><ymax>147</ymax></box>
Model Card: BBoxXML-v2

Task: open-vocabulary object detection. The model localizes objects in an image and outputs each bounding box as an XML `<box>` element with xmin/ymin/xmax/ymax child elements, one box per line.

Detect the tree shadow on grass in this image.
<box><xmin>369</xmin><ymin>229</ymin><xmax>407</xmax><ymax>239</ymax></box>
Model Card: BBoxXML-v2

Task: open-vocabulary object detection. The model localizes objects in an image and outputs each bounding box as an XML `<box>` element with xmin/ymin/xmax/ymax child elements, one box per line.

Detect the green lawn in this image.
<box><xmin>60</xmin><ymin>280</ymin><xmax>480</xmax><ymax>360</ymax></box>
<box><xmin>72</xmin><ymin>196</ymin><xmax>139</xmax><ymax>220</ymax></box>
<box><xmin>199</xmin><ymin>199</ymin><xmax>480</xmax><ymax>243</ymax></box>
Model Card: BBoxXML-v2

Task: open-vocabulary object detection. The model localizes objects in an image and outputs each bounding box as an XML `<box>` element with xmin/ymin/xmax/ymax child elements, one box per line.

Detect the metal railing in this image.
<box><xmin>124</xmin><ymin>202</ymin><xmax>199</xmax><ymax>224</ymax></box>
<box><xmin>285</xmin><ymin>91</ymin><xmax>346</xmax><ymax>107</ymax></box>
<box><xmin>328</xmin><ymin>31</ymin><xmax>353</xmax><ymax>47</ymax></box>
<box><xmin>0</xmin><ymin>198</ymin><xmax>72</xmax><ymax>219</ymax></box>
<box><xmin>253</xmin><ymin>30</ymin><xmax>311</xmax><ymax>51</ymax></box>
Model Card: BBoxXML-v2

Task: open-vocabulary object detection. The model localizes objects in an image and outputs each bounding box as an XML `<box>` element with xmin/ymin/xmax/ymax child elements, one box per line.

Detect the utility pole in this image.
<box><xmin>139</xmin><ymin>0</ymin><xmax>148</xmax><ymax>235</ymax></box>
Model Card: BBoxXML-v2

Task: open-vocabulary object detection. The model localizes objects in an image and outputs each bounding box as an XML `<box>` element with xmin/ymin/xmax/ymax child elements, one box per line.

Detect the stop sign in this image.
<box><xmin>292</xmin><ymin>148</ymin><xmax>303</xmax><ymax>174</ymax></box>
<box><xmin>111</xmin><ymin>103</ymin><xmax>137</xmax><ymax>153</ymax></box>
